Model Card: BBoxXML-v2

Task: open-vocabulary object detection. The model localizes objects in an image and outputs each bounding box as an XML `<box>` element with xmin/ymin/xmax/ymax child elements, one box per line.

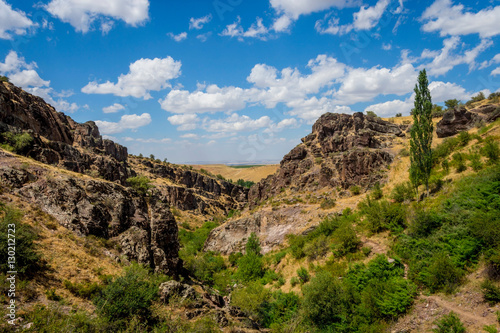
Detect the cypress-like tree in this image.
<box><xmin>410</xmin><ymin>69</ymin><xmax>433</xmax><ymax>198</ymax></box>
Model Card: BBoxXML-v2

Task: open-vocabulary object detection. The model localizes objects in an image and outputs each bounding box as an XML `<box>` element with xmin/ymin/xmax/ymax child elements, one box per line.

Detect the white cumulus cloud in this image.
<box><xmin>202</xmin><ymin>114</ymin><xmax>272</xmax><ymax>133</ymax></box>
<box><xmin>221</xmin><ymin>17</ymin><xmax>269</xmax><ymax>41</ymax></box>
<box><xmin>82</xmin><ymin>56</ymin><xmax>181</xmax><ymax>99</ymax></box>
<box><xmin>44</xmin><ymin>0</ymin><xmax>149</xmax><ymax>33</ymax></box>
<box><xmin>102</xmin><ymin>103</ymin><xmax>125</xmax><ymax>113</ymax></box>
<box><xmin>0</xmin><ymin>0</ymin><xmax>33</xmax><ymax>39</ymax></box>
<box><xmin>95</xmin><ymin>113</ymin><xmax>152</xmax><ymax>134</ymax></box>
<box><xmin>167</xmin><ymin>114</ymin><xmax>200</xmax><ymax>131</ymax></box>
<box><xmin>421</xmin><ymin>0</ymin><xmax>500</xmax><ymax>38</ymax></box>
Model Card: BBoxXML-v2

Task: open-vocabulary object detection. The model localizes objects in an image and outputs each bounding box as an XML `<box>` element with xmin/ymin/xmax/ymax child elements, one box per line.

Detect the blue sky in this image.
<box><xmin>1</xmin><ymin>0</ymin><xmax>499</xmax><ymax>164</ymax></box>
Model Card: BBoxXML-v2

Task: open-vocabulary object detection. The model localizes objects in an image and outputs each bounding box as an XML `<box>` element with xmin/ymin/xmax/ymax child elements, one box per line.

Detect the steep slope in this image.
<box><xmin>0</xmin><ymin>81</ymin><xmax>248</xmax><ymax>220</ymax></box>
<box><xmin>248</xmin><ymin>112</ymin><xmax>404</xmax><ymax>205</ymax></box>
<box><xmin>0</xmin><ymin>82</ymin><xmax>131</xmax><ymax>184</ymax></box>
<box><xmin>205</xmin><ymin>112</ymin><xmax>405</xmax><ymax>254</ymax></box>
<box><xmin>0</xmin><ymin>149</ymin><xmax>181</xmax><ymax>275</ymax></box>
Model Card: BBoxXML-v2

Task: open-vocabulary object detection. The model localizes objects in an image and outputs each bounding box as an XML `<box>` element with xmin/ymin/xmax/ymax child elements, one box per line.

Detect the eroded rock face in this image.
<box><xmin>0</xmin><ymin>82</ymin><xmax>131</xmax><ymax>184</ymax></box>
<box><xmin>248</xmin><ymin>112</ymin><xmax>402</xmax><ymax>204</ymax></box>
<box><xmin>0</xmin><ymin>151</ymin><xmax>180</xmax><ymax>276</ymax></box>
<box><xmin>206</xmin><ymin>113</ymin><xmax>404</xmax><ymax>255</ymax></box>
<box><xmin>472</xmin><ymin>104</ymin><xmax>500</xmax><ymax>123</ymax></box>
<box><xmin>204</xmin><ymin>206</ymin><xmax>311</xmax><ymax>255</ymax></box>
<box><xmin>436</xmin><ymin>106</ymin><xmax>480</xmax><ymax>138</ymax></box>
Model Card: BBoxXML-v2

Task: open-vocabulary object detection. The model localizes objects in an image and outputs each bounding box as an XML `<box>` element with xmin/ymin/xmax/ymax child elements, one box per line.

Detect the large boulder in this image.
<box><xmin>436</xmin><ymin>106</ymin><xmax>480</xmax><ymax>138</ymax></box>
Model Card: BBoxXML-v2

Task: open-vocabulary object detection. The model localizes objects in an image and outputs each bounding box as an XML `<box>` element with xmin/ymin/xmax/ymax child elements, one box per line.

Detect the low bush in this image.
<box><xmin>297</xmin><ymin>267</ymin><xmax>310</xmax><ymax>284</ymax></box>
<box><xmin>63</xmin><ymin>280</ymin><xmax>102</xmax><ymax>299</ymax></box>
<box><xmin>126</xmin><ymin>176</ymin><xmax>154</xmax><ymax>195</ymax></box>
<box><xmin>390</xmin><ymin>182</ymin><xmax>415</xmax><ymax>203</ymax></box>
<box><xmin>93</xmin><ymin>264</ymin><xmax>160</xmax><ymax>322</ymax></box>
<box><xmin>482</xmin><ymin>280</ymin><xmax>500</xmax><ymax>305</ymax></box>
<box><xmin>350</xmin><ymin>185</ymin><xmax>361</xmax><ymax>195</ymax></box>
<box><xmin>482</xmin><ymin>137</ymin><xmax>500</xmax><ymax>164</ymax></box>
<box><xmin>371</xmin><ymin>182</ymin><xmax>383</xmax><ymax>200</ymax></box>
<box><xmin>432</xmin><ymin>312</ymin><xmax>466</xmax><ymax>333</ymax></box>
<box><xmin>0</xmin><ymin>204</ymin><xmax>43</xmax><ymax>278</ymax></box>
<box><xmin>359</xmin><ymin>198</ymin><xmax>406</xmax><ymax>233</ymax></box>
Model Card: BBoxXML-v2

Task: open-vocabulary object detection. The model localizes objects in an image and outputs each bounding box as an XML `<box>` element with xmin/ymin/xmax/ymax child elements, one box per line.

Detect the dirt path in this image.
<box><xmin>423</xmin><ymin>295</ymin><xmax>492</xmax><ymax>327</ymax></box>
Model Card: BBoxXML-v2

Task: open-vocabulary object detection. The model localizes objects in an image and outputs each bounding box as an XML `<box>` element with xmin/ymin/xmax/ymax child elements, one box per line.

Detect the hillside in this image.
<box><xmin>1</xmin><ymin>81</ymin><xmax>500</xmax><ymax>333</ymax></box>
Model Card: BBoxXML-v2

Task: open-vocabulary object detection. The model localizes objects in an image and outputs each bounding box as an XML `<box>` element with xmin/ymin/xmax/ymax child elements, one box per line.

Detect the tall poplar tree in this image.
<box><xmin>410</xmin><ymin>69</ymin><xmax>433</xmax><ymax>198</ymax></box>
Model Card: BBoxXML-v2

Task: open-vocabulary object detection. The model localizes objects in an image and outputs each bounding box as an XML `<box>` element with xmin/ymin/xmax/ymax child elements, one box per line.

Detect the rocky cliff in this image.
<box><xmin>0</xmin><ymin>82</ymin><xmax>131</xmax><ymax>183</ymax></box>
<box><xmin>249</xmin><ymin>112</ymin><xmax>403</xmax><ymax>205</ymax></box>
<box><xmin>0</xmin><ymin>149</ymin><xmax>181</xmax><ymax>276</ymax></box>
<box><xmin>205</xmin><ymin>112</ymin><xmax>404</xmax><ymax>254</ymax></box>
<box><xmin>0</xmin><ymin>82</ymin><xmax>248</xmax><ymax>217</ymax></box>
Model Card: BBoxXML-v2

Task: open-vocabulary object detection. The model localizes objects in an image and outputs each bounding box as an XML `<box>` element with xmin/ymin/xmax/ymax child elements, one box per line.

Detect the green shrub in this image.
<box><xmin>432</xmin><ymin>312</ymin><xmax>466</xmax><ymax>333</ymax></box>
<box><xmin>320</xmin><ymin>198</ymin><xmax>336</xmax><ymax>209</ymax></box>
<box><xmin>0</xmin><ymin>75</ymin><xmax>9</xmax><ymax>82</ymax></box>
<box><xmin>1</xmin><ymin>132</ymin><xmax>33</xmax><ymax>154</ymax></box>
<box><xmin>482</xmin><ymin>138</ymin><xmax>500</xmax><ymax>164</ymax></box>
<box><xmin>178</xmin><ymin>221</ymin><xmax>218</xmax><ymax>257</ymax></box>
<box><xmin>63</xmin><ymin>280</ymin><xmax>102</xmax><ymax>299</ymax></box>
<box><xmin>390</xmin><ymin>182</ymin><xmax>415</xmax><ymax>203</ymax></box>
<box><xmin>452</xmin><ymin>152</ymin><xmax>467</xmax><ymax>173</ymax></box>
<box><xmin>236</xmin><ymin>179</ymin><xmax>255</xmax><ymax>188</ymax></box>
<box><xmin>46</xmin><ymin>288</ymin><xmax>62</xmax><ymax>301</ymax></box>
<box><xmin>432</xmin><ymin>104</ymin><xmax>445</xmax><ymax>118</ymax></box>
<box><xmin>457</xmin><ymin>131</ymin><xmax>471</xmax><ymax>147</ymax></box>
<box><xmin>359</xmin><ymin>198</ymin><xmax>406</xmax><ymax>233</ymax></box>
<box><xmin>371</xmin><ymin>182</ymin><xmax>383</xmax><ymax>200</ymax></box>
<box><xmin>399</xmin><ymin>148</ymin><xmax>410</xmax><ymax>157</ymax></box>
<box><xmin>229</xmin><ymin>252</ymin><xmax>243</xmax><ymax>267</ymax></box>
<box><xmin>297</xmin><ymin>267</ymin><xmax>310</xmax><ymax>284</ymax></box>
<box><xmin>231</xmin><ymin>282</ymin><xmax>270</xmax><ymax>320</ymax></box>
<box><xmin>290</xmin><ymin>277</ymin><xmax>299</xmax><ymax>287</ymax></box>
<box><xmin>441</xmin><ymin>159</ymin><xmax>450</xmax><ymax>173</ymax></box>
<box><xmin>333</xmin><ymin>222</ymin><xmax>361</xmax><ymax>256</ymax></box>
<box><xmin>395</xmin><ymin>113</ymin><xmax>402</xmax><ymax>117</ymax></box>
<box><xmin>302</xmin><ymin>271</ymin><xmax>348</xmax><ymax>328</ymax></box>
<box><xmin>0</xmin><ymin>205</ymin><xmax>43</xmax><ymax>278</ymax></box>
<box><xmin>236</xmin><ymin>234</ymin><xmax>264</xmax><ymax>281</ymax></box>
<box><xmin>350</xmin><ymin>185</ymin><xmax>361</xmax><ymax>195</ymax></box>
<box><xmin>469</xmin><ymin>151</ymin><xmax>483</xmax><ymax>171</ymax></box>
<box><xmin>185</xmin><ymin>252</ymin><xmax>226</xmax><ymax>285</ymax></box>
<box><xmin>93</xmin><ymin>264</ymin><xmax>159</xmax><ymax>321</ymax></box>
<box><xmin>420</xmin><ymin>253</ymin><xmax>464</xmax><ymax>293</ymax></box>
<box><xmin>261</xmin><ymin>291</ymin><xmax>300</xmax><ymax>329</ymax></box>
<box><xmin>482</xmin><ymin>280</ymin><xmax>500</xmax><ymax>305</ymax></box>
<box><xmin>303</xmin><ymin>234</ymin><xmax>329</xmax><ymax>260</ymax></box>
<box><xmin>366</xmin><ymin>111</ymin><xmax>378</xmax><ymax>117</ymax></box>
<box><xmin>409</xmin><ymin>209</ymin><xmax>443</xmax><ymax>238</ymax></box>
<box><xmin>126</xmin><ymin>175</ymin><xmax>154</xmax><ymax>195</ymax></box>
<box><xmin>483</xmin><ymin>324</ymin><xmax>498</xmax><ymax>333</ymax></box>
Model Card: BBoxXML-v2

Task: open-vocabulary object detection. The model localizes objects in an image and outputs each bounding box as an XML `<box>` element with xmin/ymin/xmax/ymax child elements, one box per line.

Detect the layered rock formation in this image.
<box><xmin>436</xmin><ymin>106</ymin><xmax>480</xmax><ymax>138</ymax></box>
<box><xmin>249</xmin><ymin>112</ymin><xmax>403</xmax><ymax>204</ymax></box>
<box><xmin>134</xmin><ymin>158</ymin><xmax>248</xmax><ymax>215</ymax></box>
<box><xmin>0</xmin><ymin>150</ymin><xmax>180</xmax><ymax>276</ymax></box>
<box><xmin>436</xmin><ymin>104</ymin><xmax>500</xmax><ymax>138</ymax></box>
<box><xmin>0</xmin><ymin>82</ymin><xmax>131</xmax><ymax>183</ymax></box>
<box><xmin>0</xmin><ymin>82</ymin><xmax>248</xmax><ymax>217</ymax></box>
<box><xmin>205</xmin><ymin>112</ymin><xmax>404</xmax><ymax>254</ymax></box>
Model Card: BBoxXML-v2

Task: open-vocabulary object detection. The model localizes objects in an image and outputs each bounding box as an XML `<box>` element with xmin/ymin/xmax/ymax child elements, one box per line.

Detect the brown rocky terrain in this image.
<box><xmin>436</xmin><ymin>103</ymin><xmax>500</xmax><ymax>138</ymax></box>
<box><xmin>0</xmin><ymin>81</ymin><xmax>248</xmax><ymax>221</ymax></box>
<box><xmin>0</xmin><ymin>149</ymin><xmax>181</xmax><ymax>276</ymax></box>
<box><xmin>205</xmin><ymin>112</ymin><xmax>405</xmax><ymax>254</ymax></box>
<box><xmin>248</xmin><ymin>112</ymin><xmax>404</xmax><ymax>205</ymax></box>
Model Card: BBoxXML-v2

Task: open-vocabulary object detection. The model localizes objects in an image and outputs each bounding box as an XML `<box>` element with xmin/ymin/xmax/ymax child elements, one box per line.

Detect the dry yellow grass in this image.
<box><xmin>191</xmin><ymin>164</ymin><xmax>279</xmax><ymax>183</ymax></box>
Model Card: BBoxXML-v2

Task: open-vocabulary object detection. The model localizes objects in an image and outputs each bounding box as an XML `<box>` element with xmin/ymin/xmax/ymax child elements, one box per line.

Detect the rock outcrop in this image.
<box><xmin>133</xmin><ymin>158</ymin><xmax>248</xmax><ymax>215</ymax></box>
<box><xmin>205</xmin><ymin>112</ymin><xmax>403</xmax><ymax>255</ymax></box>
<box><xmin>0</xmin><ymin>150</ymin><xmax>180</xmax><ymax>276</ymax></box>
<box><xmin>472</xmin><ymin>104</ymin><xmax>500</xmax><ymax>123</ymax></box>
<box><xmin>0</xmin><ymin>82</ymin><xmax>131</xmax><ymax>184</ymax></box>
<box><xmin>436</xmin><ymin>106</ymin><xmax>480</xmax><ymax>138</ymax></box>
<box><xmin>249</xmin><ymin>112</ymin><xmax>403</xmax><ymax>204</ymax></box>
